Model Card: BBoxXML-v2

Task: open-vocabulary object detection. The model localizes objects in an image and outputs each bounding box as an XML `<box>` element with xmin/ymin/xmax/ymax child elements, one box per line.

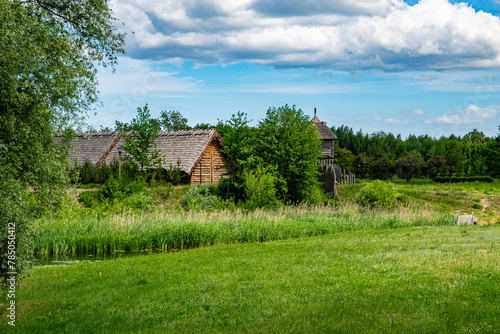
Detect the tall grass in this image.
<box><xmin>32</xmin><ymin>204</ymin><xmax>449</xmax><ymax>255</ymax></box>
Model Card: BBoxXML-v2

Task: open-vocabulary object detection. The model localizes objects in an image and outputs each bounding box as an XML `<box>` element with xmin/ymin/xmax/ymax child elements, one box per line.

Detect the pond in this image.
<box><xmin>32</xmin><ymin>249</ymin><xmax>182</xmax><ymax>267</ymax></box>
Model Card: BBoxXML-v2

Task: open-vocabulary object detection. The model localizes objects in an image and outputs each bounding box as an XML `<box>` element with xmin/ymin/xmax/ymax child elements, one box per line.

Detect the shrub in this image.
<box><xmin>78</xmin><ymin>159</ymin><xmax>96</xmax><ymax>184</ymax></box>
<box><xmin>123</xmin><ymin>192</ymin><xmax>154</xmax><ymax>210</ymax></box>
<box><xmin>128</xmin><ymin>177</ymin><xmax>147</xmax><ymax>194</ymax></box>
<box><xmin>243</xmin><ymin>166</ymin><xmax>281</xmax><ymax>210</ymax></box>
<box><xmin>180</xmin><ymin>185</ymin><xmax>223</xmax><ymax>211</ymax></box>
<box><xmin>434</xmin><ymin>176</ymin><xmax>494</xmax><ymax>183</ymax></box>
<box><xmin>95</xmin><ymin>162</ymin><xmax>111</xmax><ymax>184</ymax></box>
<box><xmin>166</xmin><ymin>160</ymin><xmax>183</xmax><ymax>185</ymax></box>
<box><xmin>99</xmin><ymin>178</ymin><xmax>127</xmax><ymax>201</ymax></box>
<box><xmin>355</xmin><ymin>180</ymin><xmax>399</xmax><ymax>209</ymax></box>
<box><xmin>79</xmin><ymin>191</ymin><xmax>99</xmax><ymax>208</ymax></box>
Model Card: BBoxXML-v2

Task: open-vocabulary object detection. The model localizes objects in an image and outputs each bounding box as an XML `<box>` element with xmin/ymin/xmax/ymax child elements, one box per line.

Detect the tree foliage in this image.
<box><xmin>115</xmin><ymin>105</ymin><xmax>163</xmax><ymax>170</ymax></box>
<box><xmin>332</xmin><ymin>124</ymin><xmax>500</xmax><ymax>180</ymax></box>
<box><xmin>159</xmin><ymin>110</ymin><xmax>191</xmax><ymax>131</ymax></box>
<box><xmin>0</xmin><ymin>0</ymin><xmax>124</xmax><ymax>286</ymax></box>
<box><xmin>255</xmin><ymin>105</ymin><xmax>322</xmax><ymax>203</ymax></box>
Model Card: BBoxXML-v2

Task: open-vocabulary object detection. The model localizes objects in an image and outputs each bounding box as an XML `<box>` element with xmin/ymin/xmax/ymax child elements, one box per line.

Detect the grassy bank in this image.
<box><xmin>32</xmin><ymin>205</ymin><xmax>449</xmax><ymax>255</ymax></box>
<box><xmin>4</xmin><ymin>225</ymin><xmax>499</xmax><ymax>333</ymax></box>
<box><xmin>339</xmin><ymin>180</ymin><xmax>500</xmax><ymax>225</ymax></box>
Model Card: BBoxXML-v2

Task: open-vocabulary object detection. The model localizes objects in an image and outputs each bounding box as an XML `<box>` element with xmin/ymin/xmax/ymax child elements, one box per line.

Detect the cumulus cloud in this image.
<box><xmin>413</xmin><ymin>109</ymin><xmax>425</xmax><ymax>115</ymax></box>
<box><xmin>426</xmin><ymin>104</ymin><xmax>500</xmax><ymax>124</ymax></box>
<box><xmin>111</xmin><ymin>0</ymin><xmax>500</xmax><ymax>70</ymax></box>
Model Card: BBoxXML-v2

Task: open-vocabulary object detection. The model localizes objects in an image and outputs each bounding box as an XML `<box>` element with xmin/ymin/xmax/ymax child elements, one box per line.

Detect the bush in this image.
<box><xmin>434</xmin><ymin>176</ymin><xmax>494</xmax><ymax>183</ymax></box>
<box><xmin>243</xmin><ymin>166</ymin><xmax>281</xmax><ymax>210</ymax></box>
<box><xmin>79</xmin><ymin>191</ymin><xmax>99</xmax><ymax>208</ymax></box>
<box><xmin>355</xmin><ymin>180</ymin><xmax>399</xmax><ymax>209</ymax></box>
<box><xmin>123</xmin><ymin>192</ymin><xmax>154</xmax><ymax>210</ymax></box>
<box><xmin>99</xmin><ymin>178</ymin><xmax>127</xmax><ymax>201</ymax></box>
<box><xmin>180</xmin><ymin>185</ymin><xmax>231</xmax><ymax>211</ymax></box>
<box><xmin>78</xmin><ymin>159</ymin><xmax>96</xmax><ymax>184</ymax></box>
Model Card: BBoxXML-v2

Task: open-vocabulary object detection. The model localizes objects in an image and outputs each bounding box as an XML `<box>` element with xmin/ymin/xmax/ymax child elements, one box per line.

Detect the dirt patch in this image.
<box><xmin>480</xmin><ymin>198</ymin><xmax>490</xmax><ymax>212</ymax></box>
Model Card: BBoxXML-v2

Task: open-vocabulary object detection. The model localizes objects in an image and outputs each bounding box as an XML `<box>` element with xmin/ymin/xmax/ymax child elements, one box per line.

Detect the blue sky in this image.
<box><xmin>91</xmin><ymin>0</ymin><xmax>500</xmax><ymax>138</ymax></box>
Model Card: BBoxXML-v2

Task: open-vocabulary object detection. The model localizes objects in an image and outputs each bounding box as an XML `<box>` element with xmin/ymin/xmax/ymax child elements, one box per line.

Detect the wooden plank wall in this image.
<box><xmin>190</xmin><ymin>142</ymin><xmax>227</xmax><ymax>184</ymax></box>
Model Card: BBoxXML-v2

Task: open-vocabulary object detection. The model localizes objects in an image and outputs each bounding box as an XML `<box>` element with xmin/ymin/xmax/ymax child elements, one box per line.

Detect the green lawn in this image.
<box><xmin>3</xmin><ymin>225</ymin><xmax>499</xmax><ymax>333</ymax></box>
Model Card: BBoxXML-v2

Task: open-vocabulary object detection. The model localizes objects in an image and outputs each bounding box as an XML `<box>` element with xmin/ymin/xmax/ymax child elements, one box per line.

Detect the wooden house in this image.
<box><xmin>311</xmin><ymin>108</ymin><xmax>337</xmax><ymax>159</ymax></box>
<box><xmin>64</xmin><ymin>129</ymin><xmax>227</xmax><ymax>184</ymax></box>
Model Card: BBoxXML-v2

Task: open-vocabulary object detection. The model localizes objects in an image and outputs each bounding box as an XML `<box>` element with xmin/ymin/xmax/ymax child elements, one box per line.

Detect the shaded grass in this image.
<box><xmin>31</xmin><ymin>205</ymin><xmax>449</xmax><ymax>255</ymax></box>
<box><xmin>4</xmin><ymin>225</ymin><xmax>499</xmax><ymax>333</ymax></box>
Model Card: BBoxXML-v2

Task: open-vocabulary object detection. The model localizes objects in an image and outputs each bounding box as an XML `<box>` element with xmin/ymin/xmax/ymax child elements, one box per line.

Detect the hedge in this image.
<box><xmin>434</xmin><ymin>176</ymin><xmax>494</xmax><ymax>183</ymax></box>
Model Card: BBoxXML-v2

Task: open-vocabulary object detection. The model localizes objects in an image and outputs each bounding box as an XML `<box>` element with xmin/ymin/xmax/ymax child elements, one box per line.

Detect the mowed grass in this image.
<box><xmin>4</xmin><ymin>225</ymin><xmax>499</xmax><ymax>333</ymax></box>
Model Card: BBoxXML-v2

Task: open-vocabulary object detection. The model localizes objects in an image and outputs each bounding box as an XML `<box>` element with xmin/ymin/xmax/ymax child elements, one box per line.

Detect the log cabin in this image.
<box><xmin>63</xmin><ymin>129</ymin><xmax>227</xmax><ymax>184</ymax></box>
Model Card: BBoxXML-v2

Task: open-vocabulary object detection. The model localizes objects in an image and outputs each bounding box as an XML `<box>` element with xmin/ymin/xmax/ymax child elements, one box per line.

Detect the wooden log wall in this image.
<box><xmin>318</xmin><ymin>160</ymin><xmax>355</xmax><ymax>191</ymax></box>
<box><xmin>190</xmin><ymin>142</ymin><xmax>227</xmax><ymax>184</ymax></box>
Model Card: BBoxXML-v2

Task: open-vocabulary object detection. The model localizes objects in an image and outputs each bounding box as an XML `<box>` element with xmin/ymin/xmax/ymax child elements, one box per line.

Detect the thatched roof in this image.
<box><xmin>58</xmin><ymin>132</ymin><xmax>122</xmax><ymax>166</ymax></box>
<box><xmin>312</xmin><ymin>116</ymin><xmax>338</xmax><ymax>140</ymax></box>
<box><xmin>104</xmin><ymin>129</ymin><xmax>223</xmax><ymax>174</ymax></box>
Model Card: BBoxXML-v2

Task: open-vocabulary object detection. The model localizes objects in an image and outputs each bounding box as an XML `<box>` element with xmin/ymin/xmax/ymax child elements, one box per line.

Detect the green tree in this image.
<box><xmin>352</xmin><ymin>154</ymin><xmax>371</xmax><ymax>179</ymax></box>
<box><xmin>242</xmin><ymin>165</ymin><xmax>281</xmax><ymax>210</ymax></box>
<box><xmin>116</xmin><ymin>105</ymin><xmax>163</xmax><ymax>171</ymax></box>
<box><xmin>396</xmin><ymin>154</ymin><xmax>423</xmax><ymax>182</ymax></box>
<box><xmin>159</xmin><ymin>110</ymin><xmax>191</xmax><ymax>131</ymax></box>
<box><xmin>256</xmin><ymin>105</ymin><xmax>322</xmax><ymax>203</ymax></box>
<box><xmin>216</xmin><ymin>112</ymin><xmax>257</xmax><ymax>201</ymax></box>
<box><xmin>0</xmin><ymin>0</ymin><xmax>124</xmax><ymax>286</ymax></box>
<box><xmin>425</xmin><ymin>155</ymin><xmax>448</xmax><ymax>179</ymax></box>
<box><xmin>333</xmin><ymin>143</ymin><xmax>356</xmax><ymax>171</ymax></box>
<box><xmin>484</xmin><ymin>126</ymin><xmax>500</xmax><ymax>177</ymax></box>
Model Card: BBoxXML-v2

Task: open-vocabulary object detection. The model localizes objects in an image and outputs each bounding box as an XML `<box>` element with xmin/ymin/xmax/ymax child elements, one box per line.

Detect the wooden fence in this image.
<box><xmin>318</xmin><ymin>160</ymin><xmax>355</xmax><ymax>194</ymax></box>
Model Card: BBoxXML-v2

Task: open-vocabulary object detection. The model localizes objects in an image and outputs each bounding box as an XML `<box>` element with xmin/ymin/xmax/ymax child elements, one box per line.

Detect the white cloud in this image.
<box><xmin>110</xmin><ymin>0</ymin><xmax>500</xmax><ymax>70</ymax></box>
<box><xmin>384</xmin><ymin>117</ymin><xmax>410</xmax><ymax>124</ymax></box>
<box><xmin>426</xmin><ymin>104</ymin><xmax>500</xmax><ymax>124</ymax></box>
<box><xmin>97</xmin><ymin>57</ymin><xmax>201</xmax><ymax>95</ymax></box>
<box><xmin>413</xmin><ymin>109</ymin><xmax>425</xmax><ymax>115</ymax></box>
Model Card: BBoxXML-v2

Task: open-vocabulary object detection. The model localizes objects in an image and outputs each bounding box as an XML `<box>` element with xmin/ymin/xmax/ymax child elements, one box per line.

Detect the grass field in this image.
<box><xmin>340</xmin><ymin>180</ymin><xmax>500</xmax><ymax>225</ymax></box>
<box><xmin>2</xmin><ymin>225</ymin><xmax>499</xmax><ymax>333</ymax></box>
<box><xmin>1</xmin><ymin>180</ymin><xmax>499</xmax><ymax>332</ymax></box>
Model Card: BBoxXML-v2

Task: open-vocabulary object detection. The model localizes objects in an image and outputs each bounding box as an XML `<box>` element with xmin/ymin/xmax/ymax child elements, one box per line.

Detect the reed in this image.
<box><xmin>31</xmin><ymin>204</ymin><xmax>449</xmax><ymax>255</ymax></box>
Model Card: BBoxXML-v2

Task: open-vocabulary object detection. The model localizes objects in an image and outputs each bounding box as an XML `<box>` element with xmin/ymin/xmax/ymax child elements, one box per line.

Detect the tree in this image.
<box><xmin>425</xmin><ymin>155</ymin><xmax>448</xmax><ymax>179</ymax></box>
<box><xmin>484</xmin><ymin>125</ymin><xmax>500</xmax><ymax>177</ymax></box>
<box><xmin>216</xmin><ymin>112</ymin><xmax>257</xmax><ymax>201</ymax></box>
<box><xmin>333</xmin><ymin>144</ymin><xmax>356</xmax><ymax>171</ymax></box>
<box><xmin>352</xmin><ymin>154</ymin><xmax>371</xmax><ymax>179</ymax></box>
<box><xmin>256</xmin><ymin>105</ymin><xmax>322</xmax><ymax>203</ymax></box>
<box><xmin>159</xmin><ymin>110</ymin><xmax>191</xmax><ymax>131</ymax></box>
<box><xmin>396</xmin><ymin>154</ymin><xmax>423</xmax><ymax>182</ymax></box>
<box><xmin>0</xmin><ymin>0</ymin><xmax>124</xmax><ymax>286</ymax></box>
<box><xmin>115</xmin><ymin>104</ymin><xmax>163</xmax><ymax>171</ymax></box>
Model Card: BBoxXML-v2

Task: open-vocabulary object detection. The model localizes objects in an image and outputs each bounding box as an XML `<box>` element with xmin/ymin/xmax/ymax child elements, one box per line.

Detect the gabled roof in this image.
<box><xmin>104</xmin><ymin>129</ymin><xmax>223</xmax><ymax>174</ymax></box>
<box><xmin>57</xmin><ymin>132</ymin><xmax>122</xmax><ymax>167</ymax></box>
<box><xmin>312</xmin><ymin>116</ymin><xmax>338</xmax><ymax>140</ymax></box>
<box><xmin>61</xmin><ymin>129</ymin><xmax>224</xmax><ymax>174</ymax></box>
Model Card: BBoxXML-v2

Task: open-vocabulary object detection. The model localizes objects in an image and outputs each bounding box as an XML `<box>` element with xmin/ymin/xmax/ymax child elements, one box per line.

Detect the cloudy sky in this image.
<box><xmin>92</xmin><ymin>0</ymin><xmax>500</xmax><ymax>137</ymax></box>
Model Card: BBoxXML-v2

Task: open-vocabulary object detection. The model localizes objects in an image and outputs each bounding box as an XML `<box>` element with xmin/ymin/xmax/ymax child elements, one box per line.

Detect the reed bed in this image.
<box><xmin>31</xmin><ymin>204</ymin><xmax>449</xmax><ymax>255</ymax></box>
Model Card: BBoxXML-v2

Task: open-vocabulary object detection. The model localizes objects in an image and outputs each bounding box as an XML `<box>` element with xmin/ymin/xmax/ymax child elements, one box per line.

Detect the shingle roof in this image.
<box><xmin>104</xmin><ymin>129</ymin><xmax>223</xmax><ymax>174</ymax></box>
<box><xmin>312</xmin><ymin>117</ymin><xmax>338</xmax><ymax>140</ymax></box>
<box><xmin>57</xmin><ymin>132</ymin><xmax>122</xmax><ymax>167</ymax></box>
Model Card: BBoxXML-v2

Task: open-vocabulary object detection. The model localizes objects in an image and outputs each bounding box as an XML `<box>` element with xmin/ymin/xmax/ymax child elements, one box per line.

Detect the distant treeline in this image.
<box><xmin>331</xmin><ymin>125</ymin><xmax>500</xmax><ymax>181</ymax></box>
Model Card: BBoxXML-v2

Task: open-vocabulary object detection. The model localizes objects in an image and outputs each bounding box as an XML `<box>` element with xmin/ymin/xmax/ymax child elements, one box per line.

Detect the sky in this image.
<box><xmin>90</xmin><ymin>0</ymin><xmax>500</xmax><ymax>138</ymax></box>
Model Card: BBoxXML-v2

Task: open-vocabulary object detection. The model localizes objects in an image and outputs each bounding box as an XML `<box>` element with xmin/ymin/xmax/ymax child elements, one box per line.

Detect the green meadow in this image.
<box><xmin>2</xmin><ymin>225</ymin><xmax>499</xmax><ymax>333</ymax></box>
<box><xmin>1</xmin><ymin>181</ymin><xmax>499</xmax><ymax>333</ymax></box>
